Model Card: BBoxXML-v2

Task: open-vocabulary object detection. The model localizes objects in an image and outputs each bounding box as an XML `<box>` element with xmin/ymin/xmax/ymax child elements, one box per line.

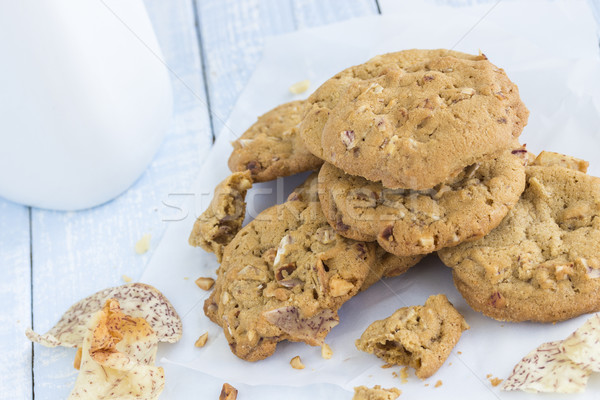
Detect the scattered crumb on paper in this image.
<box><xmin>135</xmin><ymin>234</ymin><xmax>152</xmax><ymax>254</ymax></box>
<box><xmin>289</xmin><ymin>79</ymin><xmax>310</xmax><ymax>94</ymax></box>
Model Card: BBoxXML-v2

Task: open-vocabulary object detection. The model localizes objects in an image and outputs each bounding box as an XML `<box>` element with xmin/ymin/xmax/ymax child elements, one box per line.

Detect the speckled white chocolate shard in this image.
<box><xmin>561</xmin><ymin>314</ymin><xmax>600</xmax><ymax>372</ymax></box>
<box><xmin>69</xmin><ymin>299</ymin><xmax>164</xmax><ymax>399</ymax></box>
<box><xmin>502</xmin><ymin>341</ymin><xmax>590</xmax><ymax>393</ymax></box>
<box><xmin>26</xmin><ymin>283</ymin><xmax>182</xmax><ymax>348</ymax></box>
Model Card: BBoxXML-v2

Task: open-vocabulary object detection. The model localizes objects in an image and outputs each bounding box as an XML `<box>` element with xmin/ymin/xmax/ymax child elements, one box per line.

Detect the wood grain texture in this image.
<box><xmin>30</xmin><ymin>0</ymin><xmax>213</xmax><ymax>398</ymax></box>
<box><xmin>195</xmin><ymin>0</ymin><xmax>296</xmax><ymax>138</ymax></box>
<box><xmin>0</xmin><ymin>202</ymin><xmax>31</xmax><ymax>400</ymax></box>
<box><xmin>195</xmin><ymin>0</ymin><xmax>379</xmax><ymax>138</ymax></box>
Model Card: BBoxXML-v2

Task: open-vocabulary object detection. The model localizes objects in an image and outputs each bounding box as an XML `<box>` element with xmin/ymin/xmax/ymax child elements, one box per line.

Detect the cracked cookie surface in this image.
<box><xmin>300</xmin><ymin>49</ymin><xmax>528</xmax><ymax>189</ymax></box>
<box><xmin>318</xmin><ymin>149</ymin><xmax>526</xmax><ymax>256</ymax></box>
<box><xmin>355</xmin><ymin>294</ymin><xmax>468</xmax><ymax>379</ymax></box>
<box><xmin>204</xmin><ymin>175</ymin><xmax>422</xmax><ymax>361</ymax></box>
<box><xmin>438</xmin><ymin>152</ymin><xmax>600</xmax><ymax>322</ymax></box>
<box><xmin>189</xmin><ymin>171</ymin><xmax>252</xmax><ymax>262</ymax></box>
<box><xmin>228</xmin><ymin>100</ymin><xmax>323</xmax><ymax>182</ymax></box>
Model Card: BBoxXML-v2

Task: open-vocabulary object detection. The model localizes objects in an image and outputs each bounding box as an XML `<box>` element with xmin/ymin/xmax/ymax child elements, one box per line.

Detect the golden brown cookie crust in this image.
<box><xmin>300</xmin><ymin>49</ymin><xmax>529</xmax><ymax>189</ymax></box>
<box><xmin>355</xmin><ymin>294</ymin><xmax>468</xmax><ymax>379</ymax></box>
<box><xmin>439</xmin><ymin>153</ymin><xmax>600</xmax><ymax>322</ymax></box>
<box><xmin>188</xmin><ymin>171</ymin><xmax>252</xmax><ymax>261</ymax></box>
<box><xmin>318</xmin><ymin>149</ymin><xmax>526</xmax><ymax>256</ymax></box>
<box><xmin>228</xmin><ymin>100</ymin><xmax>323</xmax><ymax>182</ymax></box>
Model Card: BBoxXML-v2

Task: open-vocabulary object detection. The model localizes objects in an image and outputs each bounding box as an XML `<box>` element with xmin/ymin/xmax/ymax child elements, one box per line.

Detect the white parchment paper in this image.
<box><xmin>142</xmin><ymin>1</ymin><xmax>600</xmax><ymax>398</ymax></box>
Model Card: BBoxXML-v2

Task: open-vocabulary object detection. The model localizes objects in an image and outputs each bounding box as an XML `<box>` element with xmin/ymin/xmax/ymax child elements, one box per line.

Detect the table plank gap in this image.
<box><xmin>0</xmin><ymin>200</ymin><xmax>32</xmax><ymax>400</ymax></box>
<box><xmin>30</xmin><ymin>0</ymin><xmax>213</xmax><ymax>398</ymax></box>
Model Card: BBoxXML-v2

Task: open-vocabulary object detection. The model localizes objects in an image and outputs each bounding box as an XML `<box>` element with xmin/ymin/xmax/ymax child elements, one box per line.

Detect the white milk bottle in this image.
<box><xmin>0</xmin><ymin>0</ymin><xmax>173</xmax><ymax>210</ymax></box>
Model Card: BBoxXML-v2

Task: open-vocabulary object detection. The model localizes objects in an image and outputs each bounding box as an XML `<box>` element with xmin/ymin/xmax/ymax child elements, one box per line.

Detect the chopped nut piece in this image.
<box><xmin>321</xmin><ymin>343</ymin><xmax>333</xmax><ymax>359</ymax></box>
<box><xmin>418</xmin><ymin>236</ymin><xmax>435</xmax><ymax>248</ymax></box>
<box><xmin>195</xmin><ymin>277</ymin><xmax>215</xmax><ymax>291</ymax></box>
<box><xmin>460</xmin><ymin>87</ymin><xmax>475</xmax><ymax>95</ymax></box>
<box><xmin>135</xmin><ymin>233</ymin><xmax>151</xmax><ymax>254</ymax></box>
<box><xmin>434</xmin><ymin>380</ymin><xmax>443</xmax><ymax>388</ymax></box>
<box><xmin>195</xmin><ymin>332</ymin><xmax>208</xmax><ymax>348</ymax></box>
<box><xmin>290</xmin><ymin>355</ymin><xmax>305</xmax><ymax>369</ymax></box>
<box><xmin>289</xmin><ymin>79</ymin><xmax>310</xmax><ymax>94</ymax></box>
<box><xmin>340</xmin><ymin>130</ymin><xmax>357</xmax><ymax>149</ymax></box>
<box><xmin>329</xmin><ymin>278</ymin><xmax>354</xmax><ymax>297</ymax></box>
<box><xmin>121</xmin><ymin>275</ymin><xmax>132</xmax><ymax>283</ymax></box>
<box><xmin>219</xmin><ymin>383</ymin><xmax>238</xmax><ymax>400</ymax></box>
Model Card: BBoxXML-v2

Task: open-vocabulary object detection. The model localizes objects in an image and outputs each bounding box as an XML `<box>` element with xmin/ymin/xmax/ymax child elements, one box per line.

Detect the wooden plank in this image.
<box><xmin>30</xmin><ymin>0</ymin><xmax>213</xmax><ymax>398</ymax></box>
<box><xmin>195</xmin><ymin>0</ymin><xmax>379</xmax><ymax>138</ymax></box>
<box><xmin>291</xmin><ymin>0</ymin><xmax>379</xmax><ymax>28</ymax></box>
<box><xmin>0</xmin><ymin>202</ymin><xmax>32</xmax><ymax>400</ymax></box>
<box><xmin>194</xmin><ymin>0</ymin><xmax>296</xmax><ymax>137</ymax></box>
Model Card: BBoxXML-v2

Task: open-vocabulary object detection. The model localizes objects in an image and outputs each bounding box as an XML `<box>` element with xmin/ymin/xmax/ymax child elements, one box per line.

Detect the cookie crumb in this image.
<box><xmin>352</xmin><ymin>385</ymin><xmax>401</xmax><ymax>400</ymax></box>
<box><xmin>321</xmin><ymin>343</ymin><xmax>333</xmax><ymax>359</ymax></box>
<box><xmin>135</xmin><ymin>233</ymin><xmax>151</xmax><ymax>254</ymax></box>
<box><xmin>121</xmin><ymin>275</ymin><xmax>132</xmax><ymax>283</ymax></box>
<box><xmin>381</xmin><ymin>363</ymin><xmax>394</xmax><ymax>369</ymax></box>
<box><xmin>457</xmin><ymin>351</ymin><xmax>462</xmax><ymax>355</ymax></box>
<box><xmin>486</xmin><ymin>374</ymin><xmax>492</xmax><ymax>378</ymax></box>
<box><xmin>290</xmin><ymin>355</ymin><xmax>305</xmax><ymax>370</ymax></box>
<box><xmin>219</xmin><ymin>383</ymin><xmax>238</xmax><ymax>400</ymax></box>
<box><xmin>489</xmin><ymin>377</ymin><xmax>503</xmax><ymax>387</ymax></box>
<box><xmin>195</xmin><ymin>332</ymin><xmax>208</xmax><ymax>348</ymax></box>
<box><xmin>195</xmin><ymin>277</ymin><xmax>215</xmax><ymax>291</ymax></box>
<box><xmin>399</xmin><ymin>366</ymin><xmax>409</xmax><ymax>384</ymax></box>
<box><xmin>434</xmin><ymin>380</ymin><xmax>443</xmax><ymax>388</ymax></box>
<box><xmin>289</xmin><ymin>79</ymin><xmax>310</xmax><ymax>94</ymax></box>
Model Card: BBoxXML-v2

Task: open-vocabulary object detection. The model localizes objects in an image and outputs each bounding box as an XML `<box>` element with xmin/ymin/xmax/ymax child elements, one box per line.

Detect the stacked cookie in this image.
<box><xmin>301</xmin><ymin>49</ymin><xmax>529</xmax><ymax>257</ymax></box>
<box><xmin>192</xmin><ymin>48</ymin><xmax>600</xmax><ymax>362</ymax></box>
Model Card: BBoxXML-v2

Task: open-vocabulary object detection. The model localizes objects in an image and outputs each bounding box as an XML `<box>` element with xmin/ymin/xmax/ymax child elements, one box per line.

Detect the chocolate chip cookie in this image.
<box><xmin>228</xmin><ymin>100</ymin><xmax>323</xmax><ymax>182</ymax></box>
<box><xmin>356</xmin><ymin>294</ymin><xmax>469</xmax><ymax>379</ymax></box>
<box><xmin>189</xmin><ymin>171</ymin><xmax>252</xmax><ymax>262</ymax></box>
<box><xmin>318</xmin><ymin>149</ymin><xmax>526</xmax><ymax>256</ymax></box>
<box><xmin>438</xmin><ymin>152</ymin><xmax>600</xmax><ymax>322</ymax></box>
<box><xmin>300</xmin><ymin>49</ymin><xmax>529</xmax><ymax>189</ymax></box>
<box><xmin>204</xmin><ymin>175</ymin><xmax>422</xmax><ymax>361</ymax></box>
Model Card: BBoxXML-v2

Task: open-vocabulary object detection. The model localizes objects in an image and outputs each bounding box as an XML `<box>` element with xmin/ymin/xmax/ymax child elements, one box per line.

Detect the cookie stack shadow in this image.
<box><xmin>190</xmin><ymin>49</ymin><xmax>600</xmax><ymax>363</ymax></box>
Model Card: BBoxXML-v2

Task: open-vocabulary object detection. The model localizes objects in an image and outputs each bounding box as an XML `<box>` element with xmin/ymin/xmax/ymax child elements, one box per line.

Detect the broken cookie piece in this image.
<box><xmin>204</xmin><ymin>174</ymin><xmax>422</xmax><ymax>362</ymax></box>
<box><xmin>355</xmin><ymin>294</ymin><xmax>469</xmax><ymax>379</ymax></box>
<box><xmin>189</xmin><ymin>171</ymin><xmax>253</xmax><ymax>262</ymax></box>
<box><xmin>352</xmin><ymin>385</ymin><xmax>401</xmax><ymax>400</ymax></box>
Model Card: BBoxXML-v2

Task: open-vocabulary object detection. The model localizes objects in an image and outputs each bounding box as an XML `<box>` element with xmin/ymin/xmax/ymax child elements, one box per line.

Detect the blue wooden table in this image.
<box><xmin>1</xmin><ymin>0</ymin><xmax>599</xmax><ymax>398</ymax></box>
